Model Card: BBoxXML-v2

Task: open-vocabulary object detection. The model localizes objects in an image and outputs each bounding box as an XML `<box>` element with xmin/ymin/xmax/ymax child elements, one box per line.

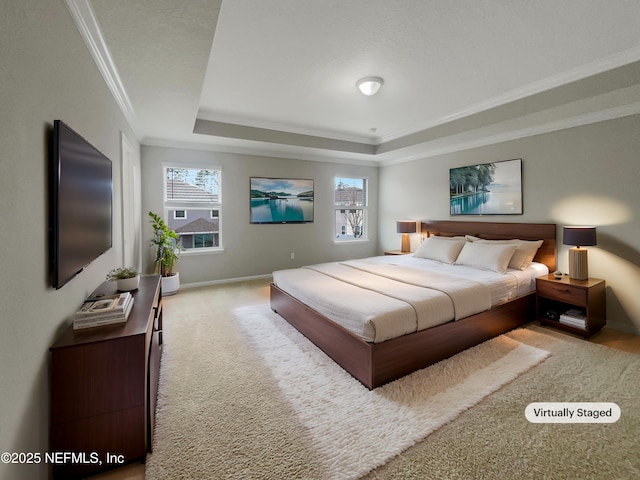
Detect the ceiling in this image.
<box><xmin>71</xmin><ymin>0</ymin><xmax>640</xmax><ymax>165</ymax></box>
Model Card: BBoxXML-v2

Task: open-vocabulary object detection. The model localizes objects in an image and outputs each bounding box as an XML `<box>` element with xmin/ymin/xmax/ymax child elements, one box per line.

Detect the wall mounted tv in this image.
<box><xmin>51</xmin><ymin>120</ymin><xmax>112</xmax><ymax>289</ymax></box>
<box><xmin>250</xmin><ymin>177</ymin><xmax>314</xmax><ymax>224</ymax></box>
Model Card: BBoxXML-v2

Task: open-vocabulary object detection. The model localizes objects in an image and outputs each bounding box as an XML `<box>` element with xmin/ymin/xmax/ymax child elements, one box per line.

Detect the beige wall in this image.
<box><xmin>0</xmin><ymin>2</ymin><xmax>140</xmax><ymax>478</ymax></box>
<box><xmin>379</xmin><ymin>114</ymin><xmax>640</xmax><ymax>333</ymax></box>
<box><xmin>141</xmin><ymin>146</ymin><xmax>379</xmax><ymax>284</ymax></box>
<box><xmin>2</xmin><ymin>3</ymin><xmax>639</xmax><ymax>478</ymax></box>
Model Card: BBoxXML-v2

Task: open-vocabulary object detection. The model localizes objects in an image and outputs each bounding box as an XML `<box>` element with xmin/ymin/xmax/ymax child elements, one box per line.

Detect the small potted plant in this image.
<box><xmin>149</xmin><ymin>211</ymin><xmax>183</xmax><ymax>295</ymax></box>
<box><xmin>106</xmin><ymin>267</ymin><xmax>140</xmax><ymax>292</ymax></box>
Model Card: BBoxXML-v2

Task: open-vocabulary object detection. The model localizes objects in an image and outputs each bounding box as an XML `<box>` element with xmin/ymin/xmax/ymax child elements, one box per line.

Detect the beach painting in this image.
<box><xmin>450</xmin><ymin>158</ymin><xmax>523</xmax><ymax>215</ymax></box>
<box><xmin>250</xmin><ymin>177</ymin><xmax>314</xmax><ymax>224</ymax></box>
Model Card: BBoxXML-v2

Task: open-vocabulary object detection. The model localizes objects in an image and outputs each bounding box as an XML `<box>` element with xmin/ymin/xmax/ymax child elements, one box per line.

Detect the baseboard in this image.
<box><xmin>181</xmin><ymin>273</ymin><xmax>273</xmax><ymax>289</ymax></box>
<box><xmin>605</xmin><ymin>321</ymin><xmax>640</xmax><ymax>336</ymax></box>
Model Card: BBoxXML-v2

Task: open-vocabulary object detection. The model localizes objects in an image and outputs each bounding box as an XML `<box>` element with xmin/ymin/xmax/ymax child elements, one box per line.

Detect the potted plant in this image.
<box><xmin>148</xmin><ymin>211</ymin><xmax>183</xmax><ymax>295</ymax></box>
<box><xmin>106</xmin><ymin>267</ymin><xmax>140</xmax><ymax>292</ymax></box>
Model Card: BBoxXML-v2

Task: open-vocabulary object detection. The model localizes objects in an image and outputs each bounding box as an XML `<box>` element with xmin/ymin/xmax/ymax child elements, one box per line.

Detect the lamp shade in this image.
<box><xmin>563</xmin><ymin>226</ymin><xmax>597</xmax><ymax>247</ymax></box>
<box><xmin>397</xmin><ymin>221</ymin><xmax>417</xmax><ymax>234</ymax></box>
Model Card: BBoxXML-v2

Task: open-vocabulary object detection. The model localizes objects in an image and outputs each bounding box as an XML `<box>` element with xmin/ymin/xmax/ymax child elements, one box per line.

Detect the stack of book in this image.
<box><xmin>74</xmin><ymin>293</ymin><xmax>134</xmax><ymax>330</ymax></box>
<box><xmin>559</xmin><ymin>308</ymin><xmax>587</xmax><ymax>329</ymax></box>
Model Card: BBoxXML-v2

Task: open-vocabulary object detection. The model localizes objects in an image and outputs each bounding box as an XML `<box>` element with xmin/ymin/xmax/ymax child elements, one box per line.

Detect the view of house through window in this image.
<box><xmin>164</xmin><ymin>167</ymin><xmax>221</xmax><ymax>251</ymax></box>
<box><xmin>334</xmin><ymin>177</ymin><xmax>367</xmax><ymax>241</ymax></box>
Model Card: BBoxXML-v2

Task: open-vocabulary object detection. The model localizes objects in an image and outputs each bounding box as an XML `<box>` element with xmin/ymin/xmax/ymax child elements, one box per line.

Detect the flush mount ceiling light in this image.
<box><xmin>356</xmin><ymin>76</ymin><xmax>383</xmax><ymax>96</ymax></box>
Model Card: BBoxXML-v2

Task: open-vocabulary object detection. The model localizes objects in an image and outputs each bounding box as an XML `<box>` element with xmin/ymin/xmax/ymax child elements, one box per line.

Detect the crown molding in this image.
<box><xmin>378</xmin><ymin>101</ymin><xmax>640</xmax><ymax>167</ymax></box>
<box><xmin>379</xmin><ymin>46</ymin><xmax>640</xmax><ymax>144</ymax></box>
<box><xmin>65</xmin><ymin>0</ymin><xmax>139</xmax><ymax>138</ymax></box>
<box><xmin>64</xmin><ymin>2</ymin><xmax>640</xmax><ymax>167</ymax></box>
<box><xmin>146</xmin><ymin>100</ymin><xmax>640</xmax><ymax>168</ymax></box>
<box><xmin>193</xmin><ymin>119</ymin><xmax>376</xmax><ymax>155</ymax></box>
<box><xmin>196</xmin><ymin>110</ymin><xmax>376</xmax><ymax>145</ymax></box>
<box><xmin>142</xmin><ymin>137</ymin><xmax>380</xmax><ymax>167</ymax></box>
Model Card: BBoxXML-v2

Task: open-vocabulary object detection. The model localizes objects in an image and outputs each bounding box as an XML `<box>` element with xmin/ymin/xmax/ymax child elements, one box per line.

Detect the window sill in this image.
<box><xmin>334</xmin><ymin>239</ymin><xmax>370</xmax><ymax>245</ymax></box>
<box><xmin>181</xmin><ymin>247</ymin><xmax>225</xmax><ymax>256</ymax></box>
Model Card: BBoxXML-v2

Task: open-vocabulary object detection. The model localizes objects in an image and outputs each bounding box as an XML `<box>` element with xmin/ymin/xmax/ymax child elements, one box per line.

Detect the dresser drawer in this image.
<box><xmin>536</xmin><ymin>280</ymin><xmax>587</xmax><ymax>306</ymax></box>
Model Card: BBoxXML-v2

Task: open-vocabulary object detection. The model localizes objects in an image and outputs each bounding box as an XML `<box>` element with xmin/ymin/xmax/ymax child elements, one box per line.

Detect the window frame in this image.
<box><xmin>163</xmin><ymin>164</ymin><xmax>223</xmax><ymax>254</ymax></box>
<box><xmin>333</xmin><ymin>176</ymin><xmax>369</xmax><ymax>244</ymax></box>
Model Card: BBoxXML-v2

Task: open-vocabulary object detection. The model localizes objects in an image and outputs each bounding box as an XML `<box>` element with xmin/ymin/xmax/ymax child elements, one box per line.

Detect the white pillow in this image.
<box><xmin>454</xmin><ymin>242</ymin><xmax>518</xmax><ymax>273</ymax></box>
<box><xmin>476</xmin><ymin>239</ymin><xmax>543</xmax><ymax>270</ymax></box>
<box><xmin>413</xmin><ymin>236</ymin><xmax>466</xmax><ymax>264</ymax></box>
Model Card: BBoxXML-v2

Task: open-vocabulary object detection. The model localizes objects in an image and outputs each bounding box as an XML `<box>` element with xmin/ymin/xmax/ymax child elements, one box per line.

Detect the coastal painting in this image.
<box><xmin>450</xmin><ymin>158</ymin><xmax>523</xmax><ymax>215</ymax></box>
<box><xmin>250</xmin><ymin>177</ymin><xmax>314</xmax><ymax>224</ymax></box>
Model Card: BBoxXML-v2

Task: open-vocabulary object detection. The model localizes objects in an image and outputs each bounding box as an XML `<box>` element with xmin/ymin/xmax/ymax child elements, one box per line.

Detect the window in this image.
<box><xmin>164</xmin><ymin>167</ymin><xmax>221</xmax><ymax>251</ymax></box>
<box><xmin>193</xmin><ymin>233</ymin><xmax>214</xmax><ymax>248</ymax></box>
<box><xmin>334</xmin><ymin>177</ymin><xmax>367</xmax><ymax>241</ymax></box>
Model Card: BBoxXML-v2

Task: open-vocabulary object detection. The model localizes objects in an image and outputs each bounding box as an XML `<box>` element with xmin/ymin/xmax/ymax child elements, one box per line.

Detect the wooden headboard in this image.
<box><xmin>421</xmin><ymin>220</ymin><xmax>557</xmax><ymax>271</ymax></box>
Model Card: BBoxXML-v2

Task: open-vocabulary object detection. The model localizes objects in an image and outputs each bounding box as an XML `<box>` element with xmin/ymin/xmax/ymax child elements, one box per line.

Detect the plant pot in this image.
<box><xmin>116</xmin><ymin>276</ymin><xmax>140</xmax><ymax>292</ymax></box>
<box><xmin>161</xmin><ymin>272</ymin><xmax>180</xmax><ymax>296</ymax></box>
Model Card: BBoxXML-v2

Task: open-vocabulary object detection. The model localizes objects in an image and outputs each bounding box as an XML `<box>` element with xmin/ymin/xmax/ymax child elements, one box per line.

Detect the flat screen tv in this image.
<box><xmin>51</xmin><ymin>120</ymin><xmax>112</xmax><ymax>289</ymax></box>
<box><xmin>250</xmin><ymin>177</ymin><xmax>314</xmax><ymax>224</ymax></box>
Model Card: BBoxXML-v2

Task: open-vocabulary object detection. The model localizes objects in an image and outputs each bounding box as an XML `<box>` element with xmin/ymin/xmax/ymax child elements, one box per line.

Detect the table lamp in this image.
<box><xmin>396</xmin><ymin>221</ymin><xmax>416</xmax><ymax>253</ymax></box>
<box><xmin>563</xmin><ymin>226</ymin><xmax>596</xmax><ymax>280</ymax></box>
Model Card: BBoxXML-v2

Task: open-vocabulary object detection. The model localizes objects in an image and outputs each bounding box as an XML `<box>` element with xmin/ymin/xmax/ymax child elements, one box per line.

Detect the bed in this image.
<box><xmin>270</xmin><ymin>221</ymin><xmax>557</xmax><ymax>389</ymax></box>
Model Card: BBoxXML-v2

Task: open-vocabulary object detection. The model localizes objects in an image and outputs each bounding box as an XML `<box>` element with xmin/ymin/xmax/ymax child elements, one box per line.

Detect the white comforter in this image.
<box><xmin>272</xmin><ymin>255</ymin><xmax>547</xmax><ymax>343</ymax></box>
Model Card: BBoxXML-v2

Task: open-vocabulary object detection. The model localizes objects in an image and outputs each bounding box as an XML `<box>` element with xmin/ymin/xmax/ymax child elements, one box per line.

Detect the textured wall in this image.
<box><xmin>0</xmin><ymin>2</ymin><xmax>139</xmax><ymax>478</ymax></box>
<box><xmin>379</xmin><ymin>115</ymin><xmax>640</xmax><ymax>333</ymax></box>
<box><xmin>141</xmin><ymin>146</ymin><xmax>379</xmax><ymax>285</ymax></box>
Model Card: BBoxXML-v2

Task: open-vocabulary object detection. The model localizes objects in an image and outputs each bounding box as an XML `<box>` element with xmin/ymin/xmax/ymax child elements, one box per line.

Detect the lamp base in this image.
<box><xmin>401</xmin><ymin>234</ymin><xmax>411</xmax><ymax>253</ymax></box>
<box><xmin>568</xmin><ymin>247</ymin><xmax>589</xmax><ymax>280</ymax></box>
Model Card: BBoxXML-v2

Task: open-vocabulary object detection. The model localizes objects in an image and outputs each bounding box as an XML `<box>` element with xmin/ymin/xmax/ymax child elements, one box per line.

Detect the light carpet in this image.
<box><xmin>232</xmin><ymin>306</ymin><xmax>549</xmax><ymax>480</ymax></box>
<box><xmin>145</xmin><ymin>303</ymin><xmax>548</xmax><ymax>480</ymax></box>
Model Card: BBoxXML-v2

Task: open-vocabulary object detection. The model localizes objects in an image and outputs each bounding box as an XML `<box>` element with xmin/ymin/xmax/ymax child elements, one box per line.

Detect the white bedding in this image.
<box><xmin>272</xmin><ymin>255</ymin><xmax>547</xmax><ymax>343</ymax></box>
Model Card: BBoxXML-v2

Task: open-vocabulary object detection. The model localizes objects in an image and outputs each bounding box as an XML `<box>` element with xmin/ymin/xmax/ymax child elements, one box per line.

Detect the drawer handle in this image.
<box><xmin>553</xmin><ymin>288</ymin><xmax>572</xmax><ymax>294</ymax></box>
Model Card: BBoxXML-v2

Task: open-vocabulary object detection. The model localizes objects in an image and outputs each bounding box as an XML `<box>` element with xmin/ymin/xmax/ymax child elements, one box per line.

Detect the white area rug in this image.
<box><xmin>234</xmin><ymin>306</ymin><xmax>550</xmax><ymax>480</ymax></box>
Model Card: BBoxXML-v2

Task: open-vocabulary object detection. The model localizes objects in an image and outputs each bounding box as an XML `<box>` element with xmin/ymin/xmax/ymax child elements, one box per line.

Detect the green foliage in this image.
<box><xmin>148</xmin><ymin>211</ymin><xmax>182</xmax><ymax>277</ymax></box>
<box><xmin>106</xmin><ymin>267</ymin><xmax>139</xmax><ymax>281</ymax></box>
<box><xmin>450</xmin><ymin>163</ymin><xmax>496</xmax><ymax>196</ymax></box>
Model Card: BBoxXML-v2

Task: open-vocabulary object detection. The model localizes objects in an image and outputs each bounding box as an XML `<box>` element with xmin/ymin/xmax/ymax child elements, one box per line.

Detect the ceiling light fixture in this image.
<box><xmin>356</xmin><ymin>76</ymin><xmax>383</xmax><ymax>96</ymax></box>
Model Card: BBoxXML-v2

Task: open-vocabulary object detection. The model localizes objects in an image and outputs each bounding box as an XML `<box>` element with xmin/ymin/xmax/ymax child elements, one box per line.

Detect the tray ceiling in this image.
<box><xmin>73</xmin><ymin>0</ymin><xmax>640</xmax><ymax>165</ymax></box>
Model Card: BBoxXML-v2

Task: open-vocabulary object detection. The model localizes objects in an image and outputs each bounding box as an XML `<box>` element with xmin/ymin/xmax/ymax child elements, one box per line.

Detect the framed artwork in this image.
<box><xmin>450</xmin><ymin>158</ymin><xmax>523</xmax><ymax>215</ymax></box>
<box><xmin>250</xmin><ymin>177</ymin><xmax>314</xmax><ymax>224</ymax></box>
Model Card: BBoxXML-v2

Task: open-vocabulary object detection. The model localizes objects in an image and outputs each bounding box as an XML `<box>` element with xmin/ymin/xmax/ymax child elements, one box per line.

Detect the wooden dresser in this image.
<box><xmin>49</xmin><ymin>275</ymin><xmax>163</xmax><ymax>479</ymax></box>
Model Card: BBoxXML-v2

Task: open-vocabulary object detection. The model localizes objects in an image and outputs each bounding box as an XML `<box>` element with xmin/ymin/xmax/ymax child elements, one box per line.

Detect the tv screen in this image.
<box><xmin>51</xmin><ymin>120</ymin><xmax>112</xmax><ymax>289</ymax></box>
<box><xmin>250</xmin><ymin>177</ymin><xmax>314</xmax><ymax>224</ymax></box>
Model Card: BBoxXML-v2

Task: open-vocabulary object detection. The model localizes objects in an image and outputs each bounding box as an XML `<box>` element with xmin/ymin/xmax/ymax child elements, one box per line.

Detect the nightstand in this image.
<box><xmin>384</xmin><ymin>250</ymin><xmax>411</xmax><ymax>255</ymax></box>
<box><xmin>536</xmin><ymin>275</ymin><xmax>606</xmax><ymax>338</ymax></box>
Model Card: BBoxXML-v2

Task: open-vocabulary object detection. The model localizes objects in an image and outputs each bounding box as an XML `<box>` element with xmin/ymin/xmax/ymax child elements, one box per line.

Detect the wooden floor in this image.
<box><xmin>90</xmin><ymin>278</ymin><xmax>640</xmax><ymax>480</ymax></box>
<box><xmin>585</xmin><ymin>324</ymin><xmax>640</xmax><ymax>355</ymax></box>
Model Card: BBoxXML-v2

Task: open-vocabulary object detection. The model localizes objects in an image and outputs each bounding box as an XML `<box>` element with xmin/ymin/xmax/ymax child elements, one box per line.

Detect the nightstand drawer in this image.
<box><xmin>536</xmin><ymin>280</ymin><xmax>587</xmax><ymax>305</ymax></box>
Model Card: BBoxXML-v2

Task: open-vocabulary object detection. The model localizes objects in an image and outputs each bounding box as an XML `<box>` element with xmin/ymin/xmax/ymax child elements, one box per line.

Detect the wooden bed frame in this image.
<box><xmin>270</xmin><ymin>221</ymin><xmax>556</xmax><ymax>389</ymax></box>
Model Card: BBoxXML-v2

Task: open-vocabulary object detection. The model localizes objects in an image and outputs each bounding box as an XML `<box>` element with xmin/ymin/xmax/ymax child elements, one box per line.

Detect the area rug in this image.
<box><xmin>146</xmin><ymin>290</ymin><xmax>640</xmax><ymax>480</ymax></box>
<box><xmin>231</xmin><ymin>306</ymin><xmax>549</xmax><ymax>479</ymax></box>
